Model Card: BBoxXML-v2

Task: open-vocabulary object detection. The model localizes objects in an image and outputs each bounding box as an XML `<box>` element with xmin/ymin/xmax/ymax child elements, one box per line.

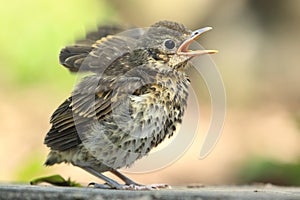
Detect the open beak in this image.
<box><xmin>177</xmin><ymin>27</ymin><xmax>218</xmax><ymax>56</ymax></box>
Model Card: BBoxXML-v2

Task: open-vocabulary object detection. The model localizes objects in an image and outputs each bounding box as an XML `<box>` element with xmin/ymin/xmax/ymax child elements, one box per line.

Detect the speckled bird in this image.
<box><xmin>44</xmin><ymin>20</ymin><xmax>217</xmax><ymax>190</ymax></box>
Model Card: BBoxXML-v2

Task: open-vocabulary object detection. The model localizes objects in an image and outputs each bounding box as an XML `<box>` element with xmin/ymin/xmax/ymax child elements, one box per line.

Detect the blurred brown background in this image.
<box><xmin>1</xmin><ymin>0</ymin><xmax>300</xmax><ymax>186</ymax></box>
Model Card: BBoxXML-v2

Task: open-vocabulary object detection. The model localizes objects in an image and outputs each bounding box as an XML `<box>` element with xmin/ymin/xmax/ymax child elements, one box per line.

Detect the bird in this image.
<box><xmin>44</xmin><ymin>20</ymin><xmax>217</xmax><ymax>190</ymax></box>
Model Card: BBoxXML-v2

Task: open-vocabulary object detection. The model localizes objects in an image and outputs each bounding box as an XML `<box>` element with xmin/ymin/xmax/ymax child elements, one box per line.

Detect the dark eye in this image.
<box><xmin>163</xmin><ymin>39</ymin><xmax>175</xmax><ymax>50</ymax></box>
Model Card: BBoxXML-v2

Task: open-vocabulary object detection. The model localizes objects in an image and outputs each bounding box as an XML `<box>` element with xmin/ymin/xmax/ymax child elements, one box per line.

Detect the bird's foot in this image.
<box><xmin>117</xmin><ymin>183</ymin><xmax>171</xmax><ymax>190</ymax></box>
<box><xmin>88</xmin><ymin>182</ymin><xmax>112</xmax><ymax>189</ymax></box>
<box><xmin>88</xmin><ymin>182</ymin><xmax>170</xmax><ymax>190</ymax></box>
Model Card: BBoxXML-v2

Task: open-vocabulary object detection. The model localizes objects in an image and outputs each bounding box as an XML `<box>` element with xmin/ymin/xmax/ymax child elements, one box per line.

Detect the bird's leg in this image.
<box><xmin>110</xmin><ymin>169</ymin><xmax>171</xmax><ymax>190</ymax></box>
<box><xmin>83</xmin><ymin>166</ymin><xmax>169</xmax><ymax>190</ymax></box>
<box><xmin>110</xmin><ymin>168</ymin><xmax>141</xmax><ymax>185</ymax></box>
<box><xmin>82</xmin><ymin>166</ymin><xmax>123</xmax><ymax>189</ymax></box>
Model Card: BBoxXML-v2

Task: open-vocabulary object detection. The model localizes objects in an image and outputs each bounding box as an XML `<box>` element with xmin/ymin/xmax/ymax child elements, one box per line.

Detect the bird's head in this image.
<box><xmin>138</xmin><ymin>21</ymin><xmax>217</xmax><ymax>69</ymax></box>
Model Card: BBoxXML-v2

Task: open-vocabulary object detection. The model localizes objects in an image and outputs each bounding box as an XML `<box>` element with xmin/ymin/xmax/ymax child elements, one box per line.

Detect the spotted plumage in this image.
<box><xmin>44</xmin><ymin>20</ymin><xmax>216</xmax><ymax>190</ymax></box>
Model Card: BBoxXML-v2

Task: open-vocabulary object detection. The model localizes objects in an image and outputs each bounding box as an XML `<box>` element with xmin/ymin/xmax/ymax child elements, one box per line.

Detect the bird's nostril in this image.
<box><xmin>192</xmin><ymin>31</ymin><xmax>199</xmax><ymax>36</ymax></box>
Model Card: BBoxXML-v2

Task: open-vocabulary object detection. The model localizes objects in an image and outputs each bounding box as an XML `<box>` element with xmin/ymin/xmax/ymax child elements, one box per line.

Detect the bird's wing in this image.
<box><xmin>59</xmin><ymin>26</ymin><xmax>141</xmax><ymax>73</ymax></box>
<box><xmin>76</xmin><ymin>25</ymin><xmax>125</xmax><ymax>46</ymax></box>
<box><xmin>44</xmin><ymin>97</ymin><xmax>81</xmax><ymax>151</ymax></box>
<box><xmin>44</xmin><ymin>66</ymin><xmax>157</xmax><ymax>151</ymax></box>
<box><xmin>44</xmin><ymin>75</ymin><xmax>113</xmax><ymax>151</ymax></box>
<box><xmin>59</xmin><ymin>26</ymin><xmax>124</xmax><ymax>72</ymax></box>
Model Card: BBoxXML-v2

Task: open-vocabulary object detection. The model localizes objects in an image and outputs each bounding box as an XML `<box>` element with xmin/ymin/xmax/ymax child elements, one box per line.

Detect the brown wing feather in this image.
<box><xmin>45</xmin><ymin>98</ymin><xmax>81</xmax><ymax>150</ymax></box>
<box><xmin>59</xmin><ymin>25</ymin><xmax>126</xmax><ymax>72</ymax></box>
<box><xmin>44</xmin><ymin>65</ymin><xmax>159</xmax><ymax>151</ymax></box>
<box><xmin>44</xmin><ymin>76</ymin><xmax>115</xmax><ymax>151</ymax></box>
<box><xmin>44</xmin><ymin>93</ymin><xmax>114</xmax><ymax>151</ymax></box>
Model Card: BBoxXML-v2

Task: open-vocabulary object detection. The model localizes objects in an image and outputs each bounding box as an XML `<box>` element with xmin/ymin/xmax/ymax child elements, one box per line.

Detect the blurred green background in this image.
<box><xmin>1</xmin><ymin>0</ymin><xmax>300</xmax><ymax>186</ymax></box>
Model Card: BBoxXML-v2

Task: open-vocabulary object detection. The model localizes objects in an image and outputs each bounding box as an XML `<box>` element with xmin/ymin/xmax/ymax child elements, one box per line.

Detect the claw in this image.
<box><xmin>117</xmin><ymin>183</ymin><xmax>171</xmax><ymax>190</ymax></box>
<box><xmin>88</xmin><ymin>182</ymin><xmax>113</xmax><ymax>189</ymax></box>
<box><xmin>88</xmin><ymin>182</ymin><xmax>171</xmax><ymax>190</ymax></box>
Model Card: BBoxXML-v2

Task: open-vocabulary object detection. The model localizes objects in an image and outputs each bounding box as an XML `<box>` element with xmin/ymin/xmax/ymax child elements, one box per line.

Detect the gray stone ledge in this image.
<box><xmin>1</xmin><ymin>184</ymin><xmax>300</xmax><ymax>200</ymax></box>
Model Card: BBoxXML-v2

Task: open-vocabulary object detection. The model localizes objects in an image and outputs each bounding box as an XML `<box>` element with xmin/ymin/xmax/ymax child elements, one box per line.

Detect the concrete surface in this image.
<box><xmin>1</xmin><ymin>184</ymin><xmax>300</xmax><ymax>200</ymax></box>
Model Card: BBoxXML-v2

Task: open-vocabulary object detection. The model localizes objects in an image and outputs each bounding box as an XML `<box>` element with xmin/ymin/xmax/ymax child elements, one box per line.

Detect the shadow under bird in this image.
<box><xmin>44</xmin><ymin>20</ymin><xmax>217</xmax><ymax>190</ymax></box>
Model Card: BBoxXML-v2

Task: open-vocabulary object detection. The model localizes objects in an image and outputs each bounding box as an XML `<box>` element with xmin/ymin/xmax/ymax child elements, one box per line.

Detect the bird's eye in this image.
<box><xmin>163</xmin><ymin>39</ymin><xmax>176</xmax><ymax>50</ymax></box>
